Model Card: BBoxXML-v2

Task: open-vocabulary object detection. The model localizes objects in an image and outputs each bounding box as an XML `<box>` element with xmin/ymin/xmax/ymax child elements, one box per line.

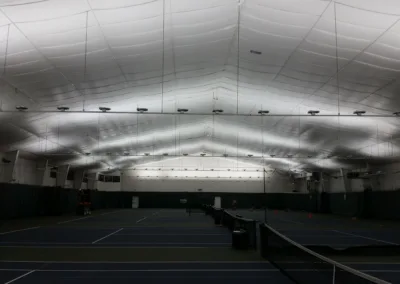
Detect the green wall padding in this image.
<box><xmin>0</xmin><ymin>183</ymin><xmax>79</xmax><ymax>220</ymax></box>
<box><xmin>329</xmin><ymin>192</ymin><xmax>364</xmax><ymax>217</ymax></box>
<box><xmin>1</xmin><ymin>183</ymin><xmax>400</xmax><ymax>221</ymax></box>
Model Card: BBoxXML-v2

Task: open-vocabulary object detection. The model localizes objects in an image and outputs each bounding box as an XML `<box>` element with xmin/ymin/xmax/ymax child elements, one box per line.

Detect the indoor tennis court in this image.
<box><xmin>1</xmin><ymin>0</ymin><xmax>400</xmax><ymax>283</ymax></box>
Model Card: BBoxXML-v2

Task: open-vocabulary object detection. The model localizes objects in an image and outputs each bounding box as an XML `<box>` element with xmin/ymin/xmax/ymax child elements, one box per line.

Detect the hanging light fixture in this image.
<box><xmin>99</xmin><ymin>107</ymin><xmax>111</xmax><ymax>112</ymax></box>
<box><xmin>137</xmin><ymin>107</ymin><xmax>148</xmax><ymax>113</ymax></box>
<box><xmin>258</xmin><ymin>110</ymin><xmax>269</xmax><ymax>115</ymax></box>
<box><xmin>16</xmin><ymin>106</ymin><xmax>28</xmax><ymax>111</ymax></box>
<box><xmin>354</xmin><ymin>110</ymin><xmax>366</xmax><ymax>116</ymax></box>
<box><xmin>308</xmin><ymin>110</ymin><xmax>320</xmax><ymax>116</ymax></box>
<box><xmin>177</xmin><ymin>108</ymin><xmax>189</xmax><ymax>113</ymax></box>
<box><xmin>57</xmin><ymin>106</ymin><xmax>70</xmax><ymax>111</ymax></box>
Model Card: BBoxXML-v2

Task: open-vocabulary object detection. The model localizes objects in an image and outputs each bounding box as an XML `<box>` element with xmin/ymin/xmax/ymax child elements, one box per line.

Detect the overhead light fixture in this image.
<box><xmin>57</xmin><ymin>106</ymin><xmax>69</xmax><ymax>111</ymax></box>
<box><xmin>308</xmin><ymin>110</ymin><xmax>320</xmax><ymax>116</ymax></box>
<box><xmin>212</xmin><ymin>109</ymin><xmax>223</xmax><ymax>114</ymax></box>
<box><xmin>258</xmin><ymin>110</ymin><xmax>269</xmax><ymax>115</ymax></box>
<box><xmin>393</xmin><ymin>112</ymin><xmax>400</xmax><ymax>116</ymax></box>
<box><xmin>250</xmin><ymin>50</ymin><xmax>262</xmax><ymax>55</ymax></box>
<box><xmin>177</xmin><ymin>108</ymin><xmax>189</xmax><ymax>113</ymax></box>
<box><xmin>354</xmin><ymin>110</ymin><xmax>366</xmax><ymax>116</ymax></box>
<box><xmin>137</xmin><ymin>107</ymin><xmax>148</xmax><ymax>113</ymax></box>
<box><xmin>99</xmin><ymin>107</ymin><xmax>111</xmax><ymax>112</ymax></box>
<box><xmin>16</xmin><ymin>106</ymin><xmax>28</xmax><ymax>111</ymax></box>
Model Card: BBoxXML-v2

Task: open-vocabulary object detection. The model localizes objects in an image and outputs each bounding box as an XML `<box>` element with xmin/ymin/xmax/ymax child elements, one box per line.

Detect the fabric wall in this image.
<box><xmin>0</xmin><ymin>183</ymin><xmax>78</xmax><ymax>220</ymax></box>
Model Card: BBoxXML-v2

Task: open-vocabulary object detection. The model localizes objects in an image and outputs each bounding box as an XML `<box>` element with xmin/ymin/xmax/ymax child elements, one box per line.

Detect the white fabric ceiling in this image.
<box><xmin>1</xmin><ymin>0</ymin><xmax>400</xmax><ymax>172</ymax></box>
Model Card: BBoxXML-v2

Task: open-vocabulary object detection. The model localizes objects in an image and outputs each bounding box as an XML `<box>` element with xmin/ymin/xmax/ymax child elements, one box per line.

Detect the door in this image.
<box><xmin>214</xmin><ymin>196</ymin><xmax>221</xmax><ymax>209</ymax></box>
<box><xmin>132</xmin><ymin>196</ymin><xmax>139</xmax><ymax>208</ymax></box>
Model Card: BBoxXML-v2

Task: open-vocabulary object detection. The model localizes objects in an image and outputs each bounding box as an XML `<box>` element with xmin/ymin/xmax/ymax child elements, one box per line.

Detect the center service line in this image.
<box><xmin>136</xmin><ymin>216</ymin><xmax>147</xmax><ymax>223</ymax></box>
<box><xmin>92</xmin><ymin>228</ymin><xmax>124</xmax><ymax>244</ymax></box>
<box><xmin>5</xmin><ymin>270</ymin><xmax>36</xmax><ymax>284</ymax></box>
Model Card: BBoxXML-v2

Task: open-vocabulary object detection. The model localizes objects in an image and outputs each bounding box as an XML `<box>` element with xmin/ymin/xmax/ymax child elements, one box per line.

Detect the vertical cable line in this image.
<box><xmin>161</xmin><ymin>0</ymin><xmax>166</xmax><ymax>113</ymax></box>
<box><xmin>236</xmin><ymin>2</ymin><xmax>240</xmax><ymax>114</ymax></box>
<box><xmin>83</xmin><ymin>11</ymin><xmax>89</xmax><ymax>111</ymax></box>
<box><xmin>334</xmin><ymin>3</ymin><xmax>341</xmax><ymax>148</ymax></box>
<box><xmin>3</xmin><ymin>24</ymin><xmax>9</xmax><ymax>76</ymax></box>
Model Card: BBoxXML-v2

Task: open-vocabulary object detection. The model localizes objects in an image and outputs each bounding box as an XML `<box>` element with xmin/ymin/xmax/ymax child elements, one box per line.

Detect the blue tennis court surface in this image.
<box><xmin>228</xmin><ymin>209</ymin><xmax>400</xmax><ymax>249</ymax></box>
<box><xmin>1</xmin><ymin>208</ymin><xmax>399</xmax><ymax>283</ymax></box>
<box><xmin>0</xmin><ymin>209</ymin><xmax>231</xmax><ymax>248</ymax></box>
<box><xmin>1</xmin><ymin>261</ymin><xmax>400</xmax><ymax>284</ymax></box>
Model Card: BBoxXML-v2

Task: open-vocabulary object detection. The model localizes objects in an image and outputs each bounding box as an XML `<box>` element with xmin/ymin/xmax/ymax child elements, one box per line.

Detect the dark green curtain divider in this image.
<box><xmin>363</xmin><ymin>190</ymin><xmax>400</xmax><ymax>219</ymax></box>
<box><xmin>320</xmin><ymin>192</ymin><xmax>331</xmax><ymax>213</ymax></box>
<box><xmin>0</xmin><ymin>183</ymin><xmax>79</xmax><ymax>220</ymax></box>
<box><xmin>2</xmin><ymin>183</ymin><xmax>400</xmax><ymax>220</ymax></box>
<box><xmin>329</xmin><ymin>192</ymin><xmax>364</xmax><ymax>217</ymax></box>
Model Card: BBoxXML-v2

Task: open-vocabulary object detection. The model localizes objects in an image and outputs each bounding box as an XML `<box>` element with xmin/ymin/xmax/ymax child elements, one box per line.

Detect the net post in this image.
<box><xmin>263</xmin><ymin>168</ymin><xmax>267</xmax><ymax>223</ymax></box>
<box><xmin>332</xmin><ymin>264</ymin><xmax>336</xmax><ymax>284</ymax></box>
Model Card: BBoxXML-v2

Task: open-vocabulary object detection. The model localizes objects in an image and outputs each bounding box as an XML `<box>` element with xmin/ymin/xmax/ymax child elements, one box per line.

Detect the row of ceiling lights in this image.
<box><xmin>96</xmin><ymin>152</ymin><xmax>305</xmax><ymax>158</ymax></box>
<box><xmin>131</xmin><ymin>168</ymin><xmax>262</xmax><ymax>171</ymax></box>
<box><xmin>14</xmin><ymin>106</ymin><xmax>399</xmax><ymax>116</ymax></box>
<box><xmin>86</xmin><ymin>152</ymin><xmax>375</xmax><ymax>159</ymax></box>
<box><xmin>85</xmin><ymin>152</ymin><xmax>359</xmax><ymax>159</ymax></box>
<box><xmin>133</xmin><ymin>176</ymin><xmax>263</xmax><ymax>178</ymax></box>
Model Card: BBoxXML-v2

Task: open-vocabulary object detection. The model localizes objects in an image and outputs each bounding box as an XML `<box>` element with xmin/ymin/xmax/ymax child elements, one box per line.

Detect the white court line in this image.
<box><xmin>0</xmin><ymin>226</ymin><xmax>40</xmax><ymax>235</ymax></box>
<box><xmin>92</xmin><ymin>228</ymin><xmax>124</xmax><ymax>244</ymax></box>
<box><xmin>1</xmin><ymin>268</ymin><xmax>399</xmax><ymax>273</ymax></box>
<box><xmin>91</xmin><ymin>242</ymin><xmax>231</xmax><ymax>245</ymax></box>
<box><xmin>0</xmin><ymin>242</ymin><xmax>90</xmax><ymax>245</ymax></box>
<box><xmin>332</xmin><ymin>230</ymin><xmax>399</xmax><ymax>245</ymax></box>
<box><xmin>116</xmin><ymin>233</ymin><xmax>227</xmax><ymax>236</ymax></box>
<box><xmin>5</xmin><ymin>270</ymin><xmax>35</xmax><ymax>284</ymax></box>
<box><xmin>100</xmin><ymin>210</ymin><xmax>121</xmax><ymax>216</ymax></box>
<box><xmin>136</xmin><ymin>217</ymin><xmax>147</xmax><ymax>223</ymax></box>
<box><xmin>2</xmin><ymin>269</ymin><xmax>278</xmax><ymax>272</ymax></box>
<box><xmin>0</xmin><ymin>260</ymin><xmax>267</xmax><ymax>264</ymax></box>
<box><xmin>58</xmin><ymin>216</ymin><xmax>92</xmax><ymax>224</ymax></box>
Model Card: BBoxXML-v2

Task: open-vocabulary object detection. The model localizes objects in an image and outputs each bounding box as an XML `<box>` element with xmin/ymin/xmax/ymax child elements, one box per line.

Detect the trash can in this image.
<box><xmin>232</xmin><ymin>229</ymin><xmax>248</xmax><ymax>250</ymax></box>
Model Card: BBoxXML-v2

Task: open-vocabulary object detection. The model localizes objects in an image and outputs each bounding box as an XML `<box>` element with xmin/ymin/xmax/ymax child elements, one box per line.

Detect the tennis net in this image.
<box><xmin>260</xmin><ymin>223</ymin><xmax>391</xmax><ymax>284</ymax></box>
<box><xmin>221</xmin><ymin>210</ymin><xmax>257</xmax><ymax>249</ymax></box>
